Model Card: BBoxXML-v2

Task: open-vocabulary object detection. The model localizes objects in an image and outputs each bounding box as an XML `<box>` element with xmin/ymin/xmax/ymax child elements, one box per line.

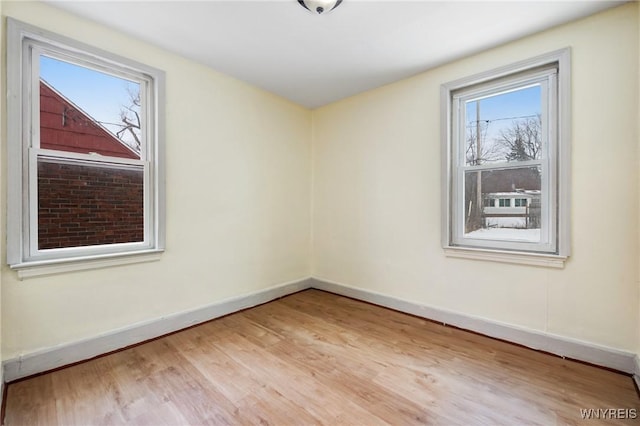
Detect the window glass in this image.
<box><xmin>40</xmin><ymin>56</ymin><xmax>142</xmax><ymax>158</ymax></box>
<box><xmin>38</xmin><ymin>56</ymin><xmax>145</xmax><ymax>249</ymax></box>
<box><xmin>464</xmin><ymin>85</ymin><xmax>542</xmax><ymax>167</ymax></box>
<box><xmin>458</xmin><ymin>81</ymin><xmax>546</xmax><ymax>247</ymax></box>
<box><xmin>38</xmin><ymin>159</ymin><xmax>144</xmax><ymax>249</ymax></box>
<box><xmin>463</xmin><ymin>165</ymin><xmax>542</xmax><ymax>243</ymax></box>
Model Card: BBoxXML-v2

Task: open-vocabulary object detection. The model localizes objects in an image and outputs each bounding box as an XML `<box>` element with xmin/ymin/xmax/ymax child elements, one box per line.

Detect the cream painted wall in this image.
<box><xmin>1</xmin><ymin>2</ymin><xmax>311</xmax><ymax>359</ymax></box>
<box><xmin>312</xmin><ymin>3</ymin><xmax>639</xmax><ymax>351</ymax></box>
<box><xmin>637</xmin><ymin>1</ymin><xmax>640</xmax><ymax>361</ymax></box>
<box><xmin>0</xmin><ymin>0</ymin><xmax>4</xmax><ymax>392</ymax></box>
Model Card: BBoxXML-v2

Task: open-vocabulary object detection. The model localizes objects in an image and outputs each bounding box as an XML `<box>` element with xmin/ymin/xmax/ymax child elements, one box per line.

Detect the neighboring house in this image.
<box><xmin>40</xmin><ymin>79</ymin><xmax>138</xmax><ymax>159</ymax></box>
<box><xmin>480</xmin><ymin>167</ymin><xmax>540</xmax><ymax>194</ymax></box>
<box><xmin>38</xmin><ymin>79</ymin><xmax>143</xmax><ymax>249</ymax></box>
<box><xmin>479</xmin><ymin>167</ymin><xmax>541</xmax><ymax>228</ymax></box>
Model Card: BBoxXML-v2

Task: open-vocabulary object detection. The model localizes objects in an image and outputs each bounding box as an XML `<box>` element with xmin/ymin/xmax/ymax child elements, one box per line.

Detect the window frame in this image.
<box><xmin>440</xmin><ymin>49</ymin><xmax>571</xmax><ymax>267</ymax></box>
<box><xmin>7</xmin><ymin>18</ymin><xmax>166</xmax><ymax>275</ymax></box>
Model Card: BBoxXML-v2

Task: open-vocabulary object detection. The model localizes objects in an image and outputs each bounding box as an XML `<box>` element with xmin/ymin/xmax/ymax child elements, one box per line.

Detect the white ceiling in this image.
<box><xmin>45</xmin><ymin>0</ymin><xmax>626</xmax><ymax>109</ymax></box>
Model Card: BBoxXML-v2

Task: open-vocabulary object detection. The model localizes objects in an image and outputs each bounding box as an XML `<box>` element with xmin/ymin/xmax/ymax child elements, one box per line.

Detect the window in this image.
<box><xmin>483</xmin><ymin>198</ymin><xmax>495</xmax><ymax>208</ymax></box>
<box><xmin>7</xmin><ymin>19</ymin><xmax>165</xmax><ymax>274</ymax></box>
<box><xmin>441</xmin><ymin>49</ymin><xmax>570</xmax><ymax>265</ymax></box>
<box><xmin>498</xmin><ymin>199</ymin><xmax>511</xmax><ymax>208</ymax></box>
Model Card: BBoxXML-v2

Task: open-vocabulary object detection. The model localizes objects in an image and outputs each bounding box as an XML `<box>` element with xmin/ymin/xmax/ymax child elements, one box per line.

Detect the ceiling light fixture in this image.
<box><xmin>298</xmin><ymin>0</ymin><xmax>342</xmax><ymax>15</ymax></box>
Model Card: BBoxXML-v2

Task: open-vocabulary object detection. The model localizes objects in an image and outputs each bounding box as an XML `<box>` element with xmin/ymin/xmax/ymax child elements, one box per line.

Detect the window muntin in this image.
<box><xmin>442</xmin><ymin>50</ymin><xmax>570</xmax><ymax>258</ymax></box>
<box><xmin>7</xmin><ymin>19</ymin><xmax>165</xmax><ymax>268</ymax></box>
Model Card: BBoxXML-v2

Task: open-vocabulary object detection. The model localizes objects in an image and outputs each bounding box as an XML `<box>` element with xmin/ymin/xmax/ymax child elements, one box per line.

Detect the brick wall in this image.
<box><xmin>38</xmin><ymin>160</ymin><xmax>144</xmax><ymax>250</ymax></box>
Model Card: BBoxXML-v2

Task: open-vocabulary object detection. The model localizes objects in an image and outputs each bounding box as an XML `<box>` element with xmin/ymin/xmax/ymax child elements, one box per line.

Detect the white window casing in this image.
<box><xmin>441</xmin><ymin>49</ymin><xmax>571</xmax><ymax>267</ymax></box>
<box><xmin>7</xmin><ymin>18</ymin><xmax>166</xmax><ymax>278</ymax></box>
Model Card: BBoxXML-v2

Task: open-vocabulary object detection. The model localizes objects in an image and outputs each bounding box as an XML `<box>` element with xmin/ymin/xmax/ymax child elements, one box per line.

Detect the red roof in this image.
<box><xmin>39</xmin><ymin>80</ymin><xmax>139</xmax><ymax>159</ymax></box>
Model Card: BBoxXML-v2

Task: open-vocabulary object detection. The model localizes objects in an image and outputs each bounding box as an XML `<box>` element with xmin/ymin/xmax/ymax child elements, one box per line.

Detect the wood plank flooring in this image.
<box><xmin>4</xmin><ymin>289</ymin><xmax>639</xmax><ymax>425</ymax></box>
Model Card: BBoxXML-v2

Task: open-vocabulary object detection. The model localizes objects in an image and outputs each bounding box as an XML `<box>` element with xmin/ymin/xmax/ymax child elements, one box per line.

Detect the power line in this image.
<box><xmin>96</xmin><ymin>120</ymin><xmax>128</xmax><ymax>129</ymax></box>
<box><xmin>466</xmin><ymin>114</ymin><xmax>538</xmax><ymax>126</ymax></box>
<box><xmin>63</xmin><ymin>112</ymin><xmax>129</xmax><ymax>129</ymax></box>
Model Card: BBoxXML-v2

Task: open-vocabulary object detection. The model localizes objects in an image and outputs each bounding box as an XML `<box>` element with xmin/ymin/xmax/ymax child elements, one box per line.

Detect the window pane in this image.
<box><xmin>39</xmin><ymin>55</ymin><xmax>141</xmax><ymax>159</ymax></box>
<box><xmin>38</xmin><ymin>158</ymin><xmax>144</xmax><ymax>250</ymax></box>
<box><xmin>464</xmin><ymin>85</ymin><xmax>542</xmax><ymax>166</ymax></box>
<box><xmin>463</xmin><ymin>166</ymin><xmax>541</xmax><ymax>242</ymax></box>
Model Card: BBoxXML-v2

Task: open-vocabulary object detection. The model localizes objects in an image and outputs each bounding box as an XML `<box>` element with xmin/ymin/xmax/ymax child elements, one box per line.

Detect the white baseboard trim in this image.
<box><xmin>3</xmin><ymin>277</ymin><xmax>312</xmax><ymax>382</ymax></box>
<box><xmin>310</xmin><ymin>277</ymin><xmax>637</xmax><ymax>374</ymax></box>
<box><xmin>5</xmin><ymin>276</ymin><xmax>636</xmax><ymax>383</ymax></box>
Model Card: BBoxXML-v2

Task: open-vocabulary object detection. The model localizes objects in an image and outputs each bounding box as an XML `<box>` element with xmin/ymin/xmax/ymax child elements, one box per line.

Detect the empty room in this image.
<box><xmin>1</xmin><ymin>0</ymin><xmax>639</xmax><ymax>424</ymax></box>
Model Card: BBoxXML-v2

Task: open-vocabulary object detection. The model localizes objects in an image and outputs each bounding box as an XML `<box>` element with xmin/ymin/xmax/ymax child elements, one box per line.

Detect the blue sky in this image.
<box><xmin>40</xmin><ymin>55</ymin><xmax>139</xmax><ymax>139</ymax></box>
<box><xmin>465</xmin><ymin>84</ymin><xmax>541</xmax><ymax>162</ymax></box>
<box><xmin>468</xmin><ymin>85</ymin><xmax>541</xmax><ymax>124</ymax></box>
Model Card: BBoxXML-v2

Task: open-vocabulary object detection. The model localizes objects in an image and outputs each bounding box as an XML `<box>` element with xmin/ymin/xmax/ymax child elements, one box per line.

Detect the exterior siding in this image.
<box><xmin>40</xmin><ymin>81</ymin><xmax>138</xmax><ymax>159</ymax></box>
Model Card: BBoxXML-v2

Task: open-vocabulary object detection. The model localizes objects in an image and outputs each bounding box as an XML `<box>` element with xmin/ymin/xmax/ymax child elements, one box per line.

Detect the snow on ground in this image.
<box><xmin>485</xmin><ymin>217</ymin><xmax>527</xmax><ymax>228</ymax></box>
<box><xmin>465</xmin><ymin>227</ymin><xmax>541</xmax><ymax>242</ymax></box>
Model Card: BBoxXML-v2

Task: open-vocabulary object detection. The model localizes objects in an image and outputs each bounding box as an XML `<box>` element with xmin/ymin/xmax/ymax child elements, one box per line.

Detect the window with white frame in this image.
<box><xmin>7</xmin><ymin>19</ymin><xmax>165</xmax><ymax>272</ymax></box>
<box><xmin>441</xmin><ymin>49</ymin><xmax>570</xmax><ymax>263</ymax></box>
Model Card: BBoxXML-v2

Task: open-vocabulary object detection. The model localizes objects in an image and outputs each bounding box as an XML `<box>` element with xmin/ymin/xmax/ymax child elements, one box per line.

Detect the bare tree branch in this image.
<box><xmin>116</xmin><ymin>86</ymin><xmax>142</xmax><ymax>153</ymax></box>
<box><xmin>465</xmin><ymin>120</ymin><xmax>503</xmax><ymax>165</ymax></box>
<box><xmin>497</xmin><ymin>115</ymin><xmax>542</xmax><ymax>162</ymax></box>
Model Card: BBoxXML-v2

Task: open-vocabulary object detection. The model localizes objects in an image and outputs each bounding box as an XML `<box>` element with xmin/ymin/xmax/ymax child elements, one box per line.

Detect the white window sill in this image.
<box><xmin>10</xmin><ymin>250</ymin><xmax>163</xmax><ymax>280</ymax></box>
<box><xmin>444</xmin><ymin>247</ymin><xmax>567</xmax><ymax>268</ymax></box>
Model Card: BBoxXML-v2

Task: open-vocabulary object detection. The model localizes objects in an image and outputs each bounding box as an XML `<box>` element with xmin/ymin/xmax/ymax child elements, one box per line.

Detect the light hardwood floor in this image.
<box><xmin>4</xmin><ymin>289</ymin><xmax>639</xmax><ymax>425</ymax></box>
